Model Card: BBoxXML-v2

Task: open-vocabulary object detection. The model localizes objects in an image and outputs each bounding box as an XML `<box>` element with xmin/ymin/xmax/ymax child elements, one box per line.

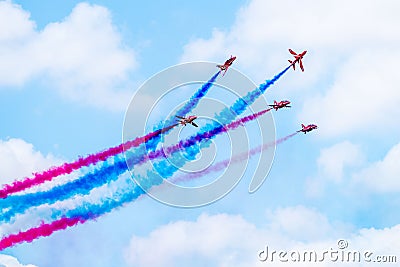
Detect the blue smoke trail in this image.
<box><xmin>58</xmin><ymin>129</ymin><xmax>296</xmax><ymax>223</ymax></box>
<box><xmin>0</xmin><ymin>157</ymin><xmax>127</xmax><ymax>222</ymax></box>
<box><xmin>145</xmin><ymin>71</ymin><xmax>220</xmax><ymax>151</ymax></box>
<box><xmin>214</xmin><ymin>66</ymin><xmax>290</xmax><ymax>125</ymax></box>
<box><xmin>0</xmin><ymin>72</ymin><xmax>220</xmax><ymax>222</ymax></box>
<box><xmin>0</xmin><ymin>106</ymin><xmax>261</xmax><ymax>222</ymax></box>
<box><xmin>67</xmin><ymin>66</ymin><xmax>289</xmax><ymax>222</ymax></box>
<box><xmin>136</xmin><ymin>66</ymin><xmax>291</xmax><ymax>184</ymax></box>
<box><xmin>2</xmin><ymin>68</ymin><xmax>287</xmax><ymax>223</ymax></box>
<box><xmin>59</xmin><ymin>67</ymin><xmax>290</xmax><ymax>223</ymax></box>
<box><xmin>59</xmin><ymin>183</ymin><xmax>141</xmax><ymax>220</ymax></box>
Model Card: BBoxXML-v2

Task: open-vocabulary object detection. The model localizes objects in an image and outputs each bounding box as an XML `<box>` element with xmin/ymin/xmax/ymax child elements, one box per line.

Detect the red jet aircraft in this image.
<box><xmin>269</xmin><ymin>100</ymin><xmax>291</xmax><ymax>111</ymax></box>
<box><xmin>176</xmin><ymin>115</ymin><xmax>198</xmax><ymax>127</ymax></box>
<box><xmin>298</xmin><ymin>124</ymin><xmax>318</xmax><ymax>134</ymax></box>
<box><xmin>216</xmin><ymin>55</ymin><xmax>236</xmax><ymax>76</ymax></box>
<box><xmin>288</xmin><ymin>49</ymin><xmax>307</xmax><ymax>71</ymax></box>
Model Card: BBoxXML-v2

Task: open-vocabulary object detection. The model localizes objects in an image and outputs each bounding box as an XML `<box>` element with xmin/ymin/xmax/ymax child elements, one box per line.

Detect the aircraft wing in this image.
<box><xmin>289</xmin><ymin>48</ymin><xmax>297</xmax><ymax>55</ymax></box>
<box><xmin>176</xmin><ymin>115</ymin><xmax>185</xmax><ymax>119</ymax></box>
<box><xmin>191</xmin><ymin>122</ymin><xmax>199</xmax><ymax>127</ymax></box>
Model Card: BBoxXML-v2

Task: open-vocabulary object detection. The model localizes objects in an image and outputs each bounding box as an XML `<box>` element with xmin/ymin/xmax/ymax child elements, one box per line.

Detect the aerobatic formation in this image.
<box><xmin>0</xmin><ymin>49</ymin><xmax>317</xmax><ymax>250</ymax></box>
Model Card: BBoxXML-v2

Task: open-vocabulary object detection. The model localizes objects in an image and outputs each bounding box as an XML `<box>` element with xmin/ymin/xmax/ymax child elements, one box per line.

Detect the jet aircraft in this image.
<box><xmin>288</xmin><ymin>49</ymin><xmax>307</xmax><ymax>71</ymax></box>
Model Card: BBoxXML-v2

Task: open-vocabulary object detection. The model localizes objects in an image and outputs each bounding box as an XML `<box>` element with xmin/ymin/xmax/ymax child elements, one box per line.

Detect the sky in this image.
<box><xmin>1</xmin><ymin>0</ymin><xmax>400</xmax><ymax>266</ymax></box>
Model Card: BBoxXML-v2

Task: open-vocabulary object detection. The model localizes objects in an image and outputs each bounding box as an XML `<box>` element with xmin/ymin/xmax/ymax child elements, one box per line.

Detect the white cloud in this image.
<box><xmin>124</xmin><ymin>206</ymin><xmax>355</xmax><ymax>267</ymax></box>
<box><xmin>0</xmin><ymin>138</ymin><xmax>61</xmax><ymax>186</ymax></box>
<box><xmin>265</xmin><ymin>206</ymin><xmax>341</xmax><ymax>242</ymax></box>
<box><xmin>0</xmin><ymin>2</ymin><xmax>137</xmax><ymax>111</ymax></box>
<box><xmin>0</xmin><ymin>254</ymin><xmax>38</xmax><ymax>267</ymax></box>
<box><xmin>124</xmin><ymin>213</ymin><xmax>260</xmax><ymax>267</ymax></box>
<box><xmin>182</xmin><ymin>0</ymin><xmax>400</xmax><ymax>64</ymax></box>
<box><xmin>0</xmin><ymin>1</ymin><xmax>36</xmax><ymax>85</ymax></box>
<box><xmin>318</xmin><ymin>141</ymin><xmax>364</xmax><ymax>183</ymax></box>
<box><xmin>0</xmin><ymin>1</ymin><xmax>35</xmax><ymax>43</ymax></box>
<box><xmin>180</xmin><ymin>0</ymin><xmax>400</xmax><ymax>137</ymax></box>
<box><xmin>124</xmin><ymin>207</ymin><xmax>400</xmax><ymax>267</ymax></box>
<box><xmin>305</xmin><ymin>141</ymin><xmax>364</xmax><ymax>197</ymax></box>
<box><xmin>353</xmin><ymin>142</ymin><xmax>400</xmax><ymax>193</ymax></box>
<box><xmin>307</xmin><ymin>141</ymin><xmax>400</xmax><ymax>196</ymax></box>
<box><xmin>299</xmin><ymin>50</ymin><xmax>400</xmax><ymax>137</ymax></box>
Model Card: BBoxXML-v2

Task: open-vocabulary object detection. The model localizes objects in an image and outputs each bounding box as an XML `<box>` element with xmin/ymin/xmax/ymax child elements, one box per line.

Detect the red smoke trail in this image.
<box><xmin>142</xmin><ymin>109</ymin><xmax>273</xmax><ymax>162</ymax></box>
<box><xmin>0</xmin><ymin>109</ymin><xmax>272</xmax><ymax>223</ymax></box>
<box><xmin>171</xmin><ymin>132</ymin><xmax>299</xmax><ymax>183</ymax></box>
<box><xmin>0</xmin><ymin>124</ymin><xmax>177</xmax><ymax>199</ymax></box>
<box><xmin>0</xmin><ymin>217</ymin><xmax>87</xmax><ymax>250</ymax></box>
<box><xmin>224</xmin><ymin>108</ymin><xmax>272</xmax><ymax>130</ymax></box>
<box><xmin>0</xmin><ymin>112</ymin><xmax>278</xmax><ymax>249</ymax></box>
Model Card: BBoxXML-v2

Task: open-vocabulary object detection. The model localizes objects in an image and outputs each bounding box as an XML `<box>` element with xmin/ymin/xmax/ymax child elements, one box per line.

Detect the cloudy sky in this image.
<box><xmin>1</xmin><ymin>0</ymin><xmax>400</xmax><ymax>266</ymax></box>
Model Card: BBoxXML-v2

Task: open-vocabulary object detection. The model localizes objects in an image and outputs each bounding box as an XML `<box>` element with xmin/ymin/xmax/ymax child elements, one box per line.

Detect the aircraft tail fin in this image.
<box><xmin>288</xmin><ymin>60</ymin><xmax>295</xmax><ymax>70</ymax></box>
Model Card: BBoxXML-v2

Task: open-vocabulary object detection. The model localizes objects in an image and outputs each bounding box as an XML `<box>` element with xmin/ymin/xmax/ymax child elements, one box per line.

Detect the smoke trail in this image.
<box><xmin>135</xmin><ymin>66</ymin><xmax>291</xmax><ymax>186</ymax></box>
<box><xmin>172</xmin><ymin>132</ymin><xmax>299</xmax><ymax>183</ymax></box>
<box><xmin>0</xmin><ymin>112</ymin><xmax>279</xmax><ymax>249</ymax></box>
<box><xmin>139</xmin><ymin>71</ymin><xmax>220</xmax><ymax>152</ymax></box>
<box><xmin>36</xmin><ymin>132</ymin><xmax>298</xmax><ymax>249</ymax></box>
<box><xmin>0</xmin><ymin>217</ymin><xmax>86</xmax><ymax>250</ymax></box>
<box><xmin>0</xmin><ymin>124</ymin><xmax>177</xmax><ymax>199</ymax></box>
<box><xmin>0</xmin><ymin>68</ymin><xmax>288</xmax><ymax>246</ymax></box>
<box><xmin>176</xmin><ymin>71</ymin><xmax>220</xmax><ymax>116</ymax></box>
<box><xmin>135</xmin><ymin>109</ymin><xmax>272</xmax><ymax>166</ymax></box>
<box><xmin>0</xmin><ymin>187</ymin><xmax>146</xmax><ymax>251</ymax></box>
<box><xmin>0</xmin><ymin>66</ymin><xmax>290</xmax><ymax>220</ymax></box>
<box><xmin>0</xmin><ymin>158</ymin><xmax>128</xmax><ymax>222</ymax></box>
<box><xmin>0</xmin><ymin>66</ymin><xmax>279</xmax><ymax>201</ymax></box>
<box><xmin>0</xmin><ymin>109</ymin><xmax>272</xmax><ymax>222</ymax></box>
<box><xmin>214</xmin><ymin>66</ymin><xmax>290</xmax><ymax>125</ymax></box>
<box><xmin>0</xmin><ymin>72</ymin><xmax>220</xmax><ymax>199</ymax></box>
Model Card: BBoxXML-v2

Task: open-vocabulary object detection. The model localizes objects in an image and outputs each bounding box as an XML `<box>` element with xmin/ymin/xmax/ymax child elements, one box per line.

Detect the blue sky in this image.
<box><xmin>1</xmin><ymin>0</ymin><xmax>400</xmax><ymax>266</ymax></box>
